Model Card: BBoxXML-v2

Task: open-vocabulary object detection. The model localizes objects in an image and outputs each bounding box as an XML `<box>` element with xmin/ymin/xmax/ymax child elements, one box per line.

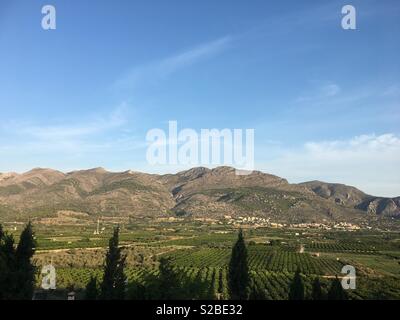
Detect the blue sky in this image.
<box><xmin>0</xmin><ymin>0</ymin><xmax>399</xmax><ymax>196</ymax></box>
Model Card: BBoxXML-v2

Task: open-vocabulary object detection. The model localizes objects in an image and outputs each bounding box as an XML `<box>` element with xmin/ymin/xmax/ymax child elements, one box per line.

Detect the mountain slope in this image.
<box><xmin>0</xmin><ymin>166</ymin><xmax>398</xmax><ymax>222</ymax></box>
<box><xmin>0</xmin><ymin>168</ymin><xmax>174</xmax><ymax>219</ymax></box>
<box><xmin>159</xmin><ymin>167</ymin><xmax>365</xmax><ymax>222</ymax></box>
<box><xmin>299</xmin><ymin>181</ymin><xmax>400</xmax><ymax>217</ymax></box>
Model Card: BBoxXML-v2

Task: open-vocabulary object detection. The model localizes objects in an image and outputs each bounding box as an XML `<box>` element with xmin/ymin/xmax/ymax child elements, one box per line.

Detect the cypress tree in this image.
<box><xmin>288</xmin><ymin>269</ymin><xmax>305</xmax><ymax>300</ymax></box>
<box><xmin>311</xmin><ymin>277</ymin><xmax>324</xmax><ymax>300</ymax></box>
<box><xmin>0</xmin><ymin>224</ymin><xmax>12</xmax><ymax>300</ymax></box>
<box><xmin>114</xmin><ymin>253</ymin><xmax>127</xmax><ymax>299</ymax></box>
<box><xmin>228</xmin><ymin>229</ymin><xmax>249</xmax><ymax>300</ymax></box>
<box><xmin>100</xmin><ymin>226</ymin><xmax>127</xmax><ymax>299</ymax></box>
<box><xmin>0</xmin><ymin>232</ymin><xmax>16</xmax><ymax>269</ymax></box>
<box><xmin>3</xmin><ymin>235</ymin><xmax>17</xmax><ymax>299</ymax></box>
<box><xmin>15</xmin><ymin>222</ymin><xmax>36</xmax><ymax>299</ymax></box>
<box><xmin>0</xmin><ymin>223</ymin><xmax>36</xmax><ymax>300</ymax></box>
<box><xmin>328</xmin><ymin>276</ymin><xmax>348</xmax><ymax>300</ymax></box>
<box><xmin>85</xmin><ymin>276</ymin><xmax>99</xmax><ymax>300</ymax></box>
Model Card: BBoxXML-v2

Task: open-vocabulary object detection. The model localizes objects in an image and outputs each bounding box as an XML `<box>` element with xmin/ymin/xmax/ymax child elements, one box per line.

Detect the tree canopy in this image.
<box><xmin>228</xmin><ymin>229</ymin><xmax>250</xmax><ymax>300</ymax></box>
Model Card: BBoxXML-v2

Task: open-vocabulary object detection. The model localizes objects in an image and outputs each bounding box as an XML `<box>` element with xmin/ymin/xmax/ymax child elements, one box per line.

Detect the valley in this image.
<box><xmin>1</xmin><ymin>166</ymin><xmax>399</xmax><ymax>299</ymax></box>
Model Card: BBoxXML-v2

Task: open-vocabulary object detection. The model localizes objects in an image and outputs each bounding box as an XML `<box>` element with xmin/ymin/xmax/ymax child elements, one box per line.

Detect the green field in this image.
<box><xmin>12</xmin><ymin>218</ymin><xmax>398</xmax><ymax>300</ymax></box>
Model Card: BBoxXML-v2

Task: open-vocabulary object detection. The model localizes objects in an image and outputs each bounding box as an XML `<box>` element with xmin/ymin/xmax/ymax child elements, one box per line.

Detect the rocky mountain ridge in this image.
<box><xmin>0</xmin><ymin>167</ymin><xmax>399</xmax><ymax>222</ymax></box>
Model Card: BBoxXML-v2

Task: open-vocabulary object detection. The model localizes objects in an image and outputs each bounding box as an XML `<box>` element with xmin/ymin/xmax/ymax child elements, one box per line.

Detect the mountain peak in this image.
<box><xmin>67</xmin><ymin>167</ymin><xmax>108</xmax><ymax>175</ymax></box>
<box><xmin>26</xmin><ymin>167</ymin><xmax>57</xmax><ymax>173</ymax></box>
<box><xmin>87</xmin><ymin>167</ymin><xmax>107</xmax><ymax>172</ymax></box>
<box><xmin>0</xmin><ymin>166</ymin><xmax>398</xmax><ymax>222</ymax></box>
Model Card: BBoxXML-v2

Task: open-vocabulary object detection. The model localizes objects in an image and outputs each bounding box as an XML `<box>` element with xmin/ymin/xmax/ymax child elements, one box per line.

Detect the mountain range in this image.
<box><xmin>0</xmin><ymin>166</ymin><xmax>399</xmax><ymax>223</ymax></box>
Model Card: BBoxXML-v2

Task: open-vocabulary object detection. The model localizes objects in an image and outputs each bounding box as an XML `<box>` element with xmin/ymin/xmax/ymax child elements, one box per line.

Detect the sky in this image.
<box><xmin>0</xmin><ymin>0</ymin><xmax>399</xmax><ymax>196</ymax></box>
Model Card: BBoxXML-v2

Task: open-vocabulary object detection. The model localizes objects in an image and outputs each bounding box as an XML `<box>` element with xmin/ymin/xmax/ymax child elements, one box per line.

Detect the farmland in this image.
<box><xmin>6</xmin><ymin>217</ymin><xmax>397</xmax><ymax>300</ymax></box>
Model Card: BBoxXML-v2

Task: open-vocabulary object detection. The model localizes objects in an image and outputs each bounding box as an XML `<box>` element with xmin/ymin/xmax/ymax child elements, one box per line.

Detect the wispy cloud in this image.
<box><xmin>0</xmin><ymin>104</ymin><xmax>148</xmax><ymax>172</ymax></box>
<box><xmin>261</xmin><ymin>133</ymin><xmax>400</xmax><ymax>197</ymax></box>
<box><xmin>114</xmin><ymin>36</ymin><xmax>233</xmax><ymax>90</ymax></box>
<box><xmin>42</xmin><ymin>110</ymin><xmax>121</xmax><ymax>139</ymax></box>
<box><xmin>3</xmin><ymin>105</ymin><xmax>127</xmax><ymax>141</ymax></box>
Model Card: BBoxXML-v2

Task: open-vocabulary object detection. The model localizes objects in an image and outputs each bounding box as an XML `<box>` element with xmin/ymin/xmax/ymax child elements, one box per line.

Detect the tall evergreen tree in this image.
<box><xmin>328</xmin><ymin>276</ymin><xmax>348</xmax><ymax>300</ymax></box>
<box><xmin>311</xmin><ymin>277</ymin><xmax>324</xmax><ymax>300</ymax></box>
<box><xmin>15</xmin><ymin>222</ymin><xmax>36</xmax><ymax>299</ymax></box>
<box><xmin>0</xmin><ymin>226</ymin><xmax>16</xmax><ymax>272</ymax></box>
<box><xmin>0</xmin><ymin>224</ymin><xmax>12</xmax><ymax>300</ymax></box>
<box><xmin>288</xmin><ymin>269</ymin><xmax>305</xmax><ymax>300</ymax></box>
<box><xmin>0</xmin><ymin>223</ymin><xmax>36</xmax><ymax>300</ymax></box>
<box><xmin>228</xmin><ymin>229</ymin><xmax>250</xmax><ymax>300</ymax></box>
<box><xmin>100</xmin><ymin>226</ymin><xmax>127</xmax><ymax>299</ymax></box>
<box><xmin>3</xmin><ymin>235</ymin><xmax>17</xmax><ymax>299</ymax></box>
<box><xmin>114</xmin><ymin>253</ymin><xmax>127</xmax><ymax>299</ymax></box>
<box><xmin>85</xmin><ymin>276</ymin><xmax>99</xmax><ymax>300</ymax></box>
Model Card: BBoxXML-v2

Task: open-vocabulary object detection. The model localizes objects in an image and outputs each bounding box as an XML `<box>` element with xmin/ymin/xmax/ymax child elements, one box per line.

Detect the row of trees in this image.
<box><xmin>227</xmin><ymin>229</ymin><xmax>349</xmax><ymax>300</ymax></box>
<box><xmin>0</xmin><ymin>223</ymin><xmax>36</xmax><ymax>299</ymax></box>
<box><xmin>86</xmin><ymin>227</ymin><xmax>212</xmax><ymax>300</ymax></box>
<box><xmin>126</xmin><ymin>258</ymin><xmax>213</xmax><ymax>300</ymax></box>
<box><xmin>87</xmin><ymin>227</ymin><xmax>349</xmax><ymax>300</ymax></box>
<box><xmin>85</xmin><ymin>227</ymin><xmax>249</xmax><ymax>300</ymax></box>
<box><xmin>0</xmin><ymin>222</ymin><xmax>350</xmax><ymax>300</ymax></box>
<box><xmin>288</xmin><ymin>270</ymin><xmax>348</xmax><ymax>300</ymax></box>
